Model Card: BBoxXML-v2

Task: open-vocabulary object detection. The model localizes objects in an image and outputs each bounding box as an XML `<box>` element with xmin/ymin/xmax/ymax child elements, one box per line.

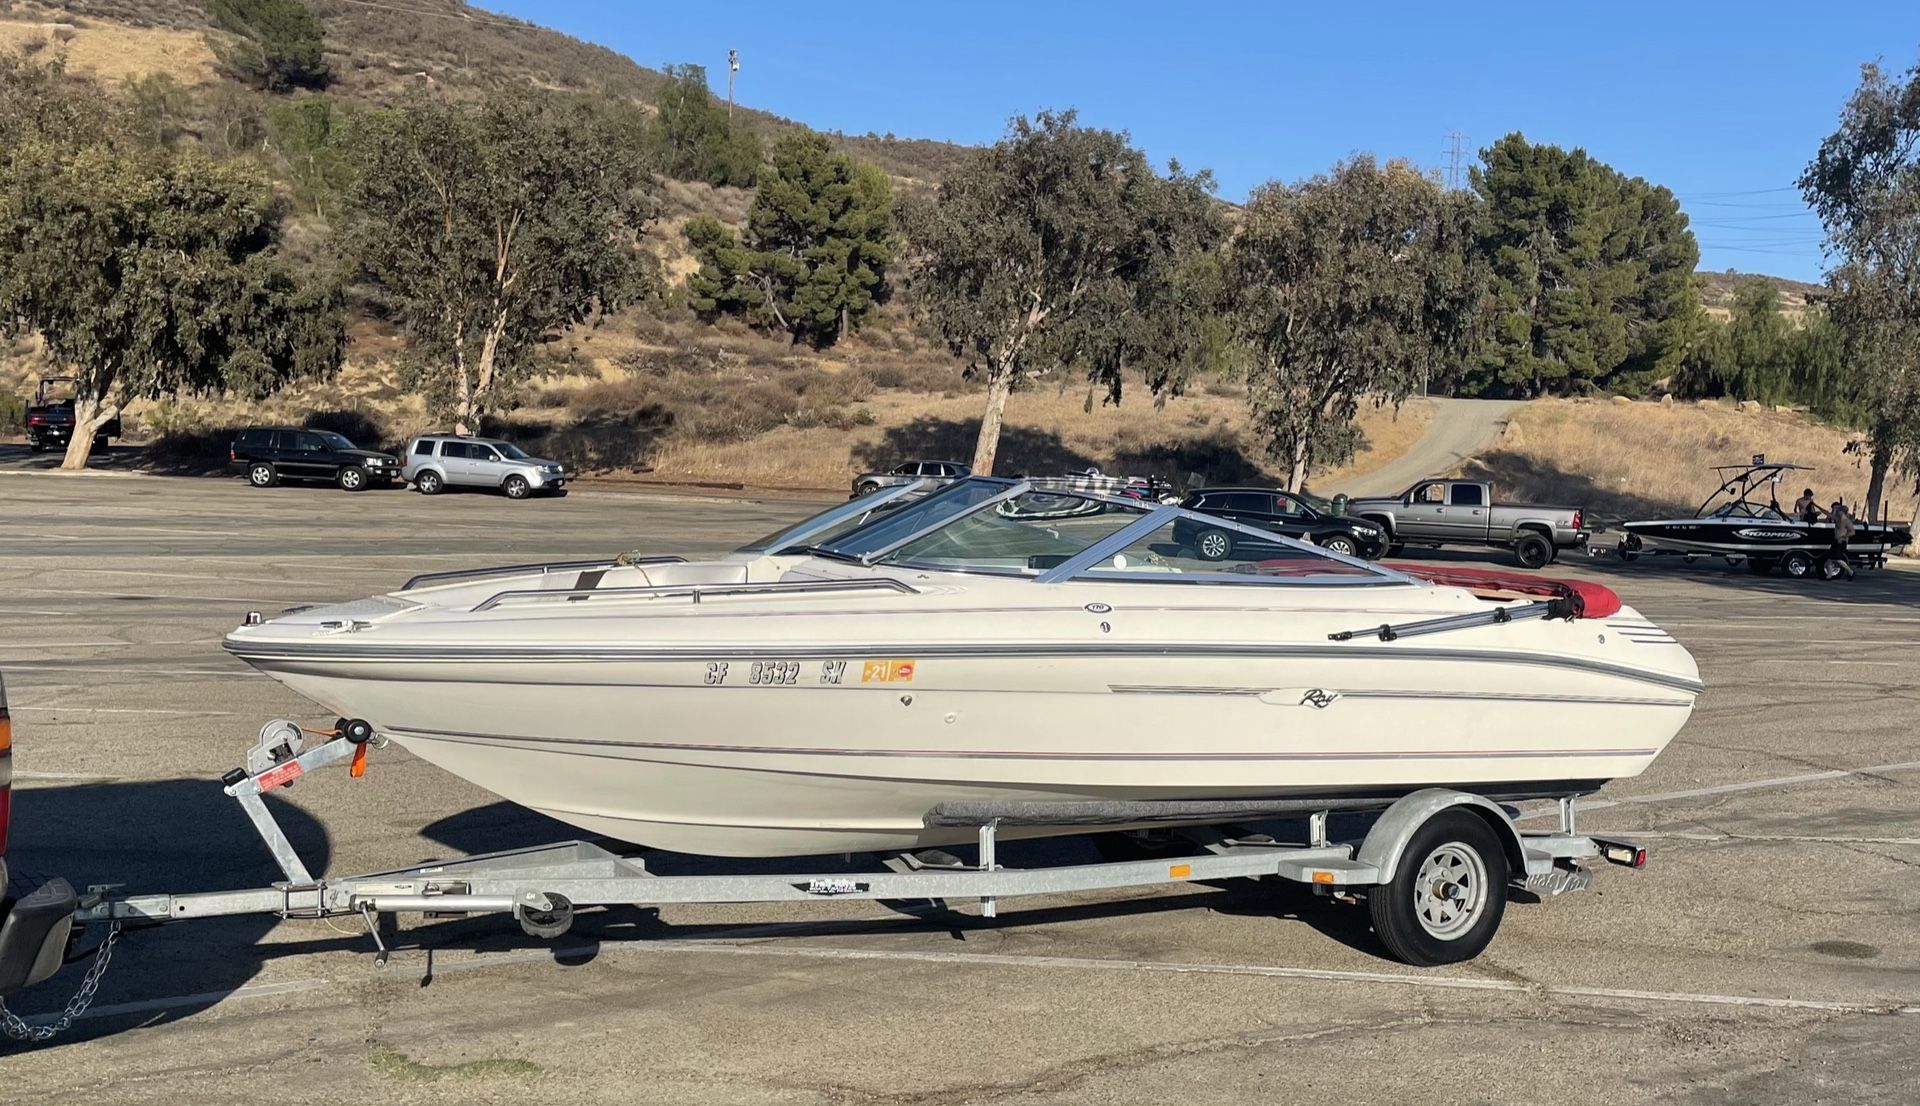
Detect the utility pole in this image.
<box><xmin>1444</xmin><ymin>130</ymin><xmax>1465</xmax><ymax>190</ymax></box>
<box><xmin>727</xmin><ymin>49</ymin><xmax>738</xmax><ymax>120</ymax></box>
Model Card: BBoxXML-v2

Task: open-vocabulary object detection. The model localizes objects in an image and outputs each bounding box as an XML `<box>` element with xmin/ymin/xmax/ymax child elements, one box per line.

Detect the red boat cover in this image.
<box><xmin>1384</xmin><ymin>563</ymin><xmax>1623</xmax><ymax>619</ymax></box>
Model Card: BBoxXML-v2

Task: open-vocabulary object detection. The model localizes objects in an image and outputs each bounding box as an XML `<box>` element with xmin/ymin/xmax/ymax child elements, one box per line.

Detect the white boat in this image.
<box><xmin>225</xmin><ymin>478</ymin><xmax>1701</xmax><ymax>858</ymax></box>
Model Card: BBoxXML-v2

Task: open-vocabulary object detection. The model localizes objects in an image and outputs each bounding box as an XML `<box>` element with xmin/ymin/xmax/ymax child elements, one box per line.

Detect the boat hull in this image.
<box><xmin>1623</xmin><ymin>518</ymin><xmax>1911</xmax><ymax>556</ymax></box>
<box><xmin>252</xmin><ymin>646</ymin><xmax>1696</xmax><ymax>856</ymax></box>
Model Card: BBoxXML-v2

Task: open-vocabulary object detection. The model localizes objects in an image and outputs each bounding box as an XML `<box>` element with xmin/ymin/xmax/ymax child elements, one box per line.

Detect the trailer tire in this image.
<box><xmin>1781</xmin><ymin>550</ymin><xmax>1815</xmax><ymax>579</ymax></box>
<box><xmin>515</xmin><ymin>893</ymin><xmax>575</xmax><ymax>939</ymax></box>
<box><xmin>1368</xmin><ymin>810</ymin><xmax>1509</xmax><ymax>966</ymax></box>
<box><xmin>1513</xmin><ymin>533</ymin><xmax>1553</xmax><ymax>570</ymax></box>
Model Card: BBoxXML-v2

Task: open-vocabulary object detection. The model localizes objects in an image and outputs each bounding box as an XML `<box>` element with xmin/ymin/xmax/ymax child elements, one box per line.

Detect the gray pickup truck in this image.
<box><xmin>1344</xmin><ymin>479</ymin><xmax>1590</xmax><ymax>568</ymax></box>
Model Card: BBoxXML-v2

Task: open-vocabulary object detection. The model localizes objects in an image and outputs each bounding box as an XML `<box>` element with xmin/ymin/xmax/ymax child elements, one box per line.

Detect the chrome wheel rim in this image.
<box><xmin>1413</xmin><ymin>843</ymin><xmax>1488</xmax><ymax>940</ymax></box>
<box><xmin>1326</xmin><ymin>538</ymin><xmax>1354</xmax><ymax>555</ymax></box>
<box><xmin>1199</xmin><ymin>531</ymin><xmax>1228</xmax><ymax>558</ymax></box>
<box><xmin>250</xmin><ymin>466</ymin><xmax>271</xmax><ymax>486</ymax></box>
<box><xmin>342</xmin><ymin>470</ymin><xmax>363</xmax><ymax>489</ymax></box>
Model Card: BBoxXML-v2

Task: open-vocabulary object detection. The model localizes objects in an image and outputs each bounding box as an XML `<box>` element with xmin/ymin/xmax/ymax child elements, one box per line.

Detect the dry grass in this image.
<box><xmin>1462</xmin><ymin>397</ymin><xmax>1919</xmax><ymax>526</ymax></box>
<box><xmin>643</xmin><ymin>385</ymin><xmax>1433</xmax><ymax>492</ymax></box>
<box><xmin>0</xmin><ymin>17</ymin><xmax>217</xmax><ymax>86</ymax></box>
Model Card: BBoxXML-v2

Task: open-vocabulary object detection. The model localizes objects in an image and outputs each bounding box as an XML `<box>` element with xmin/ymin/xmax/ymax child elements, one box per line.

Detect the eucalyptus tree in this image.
<box><xmin>1801</xmin><ymin>57</ymin><xmax>1920</xmax><ymax>518</ymax></box>
<box><xmin>902</xmin><ymin>110</ymin><xmax>1223</xmax><ymax>474</ymax></box>
<box><xmin>1231</xmin><ymin>157</ymin><xmax>1487</xmax><ymax>491</ymax></box>
<box><xmin>343</xmin><ymin>94</ymin><xmax>655</xmax><ymax>434</ymax></box>
<box><xmin>0</xmin><ymin>53</ymin><xmax>344</xmax><ymax>470</ymax></box>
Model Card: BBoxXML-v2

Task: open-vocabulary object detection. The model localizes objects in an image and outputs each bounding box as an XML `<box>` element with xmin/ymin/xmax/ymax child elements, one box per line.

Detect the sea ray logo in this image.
<box><xmin>1299</xmin><ymin>688</ymin><xmax>1338</xmax><ymax>709</ymax></box>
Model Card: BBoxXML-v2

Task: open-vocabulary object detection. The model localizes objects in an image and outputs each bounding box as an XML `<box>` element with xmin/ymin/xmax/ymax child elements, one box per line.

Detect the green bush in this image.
<box><xmin>0</xmin><ymin>390</ymin><xmax>24</xmax><ymax>434</ymax></box>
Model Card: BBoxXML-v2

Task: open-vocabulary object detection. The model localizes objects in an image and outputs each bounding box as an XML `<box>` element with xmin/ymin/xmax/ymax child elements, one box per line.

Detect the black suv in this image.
<box><xmin>229</xmin><ymin>427</ymin><xmax>400</xmax><ymax>491</ymax></box>
<box><xmin>1173</xmin><ymin>487</ymin><xmax>1389</xmax><ymax>560</ymax></box>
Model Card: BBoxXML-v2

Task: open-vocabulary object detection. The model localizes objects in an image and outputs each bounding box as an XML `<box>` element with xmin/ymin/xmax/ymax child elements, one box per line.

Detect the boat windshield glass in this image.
<box><xmin>1710</xmin><ymin>502</ymin><xmax>1786</xmax><ymax>520</ymax></box>
<box><xmin>1071</xmin><ymin>516</ymin><xmax>1386</xmax><ymax>582</ymax></box>
<box><xmin>814</xmin><ymin>477</ymin><xmax>1021</xmax><ymax>558</ymax></box>
<box><xmin>874</xmin><ymin>493</ymin><xmax>1151</xmax><ymax>573</ymax></box>
<box><xmin>735</xmin><ymin>489</ymin><xmax>920</xmax><ymax>554</ymax></box>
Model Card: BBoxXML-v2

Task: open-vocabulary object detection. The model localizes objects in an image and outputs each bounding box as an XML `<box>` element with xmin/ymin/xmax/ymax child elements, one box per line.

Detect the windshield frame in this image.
<box><xmin>1034</xmin><ymin>505</ymin><xmax>1409</xmax><ymax>586</ymax></box>
<box><xmin>735</xmin><ymin>480</ymin><xmax>930</xmax><ymax>554</ymax></box>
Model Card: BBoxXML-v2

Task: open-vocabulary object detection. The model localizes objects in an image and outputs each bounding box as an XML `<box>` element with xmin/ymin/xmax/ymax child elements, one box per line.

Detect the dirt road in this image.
<box><xmin>1343</xmin><ymin>397</ymin><xmax>1521</xmax><ymax>496</ymax></box>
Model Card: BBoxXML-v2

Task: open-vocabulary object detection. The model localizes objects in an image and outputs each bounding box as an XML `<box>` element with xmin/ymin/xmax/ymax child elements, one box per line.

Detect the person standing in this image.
<box><xmin>1828</xmin><ymin>499</ymin><xmax>1857</xmax><ymax>579</ymax></box>
<box><xmin>1793</xmin><ymin>488</ymin><xmax>1824</xmax><ymax>524</ymax></box>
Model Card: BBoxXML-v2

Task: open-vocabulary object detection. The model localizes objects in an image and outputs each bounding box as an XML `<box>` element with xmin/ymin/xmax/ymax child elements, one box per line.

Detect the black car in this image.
<box><xmin>1173</xmin><ymin>487</ymin><xmax>1389</xmax><ymax>560</ymax></box>
<box><xmin>229</xmin><ymin>427</ymin><xmax>400</xmax><ymax>491</ymax></box>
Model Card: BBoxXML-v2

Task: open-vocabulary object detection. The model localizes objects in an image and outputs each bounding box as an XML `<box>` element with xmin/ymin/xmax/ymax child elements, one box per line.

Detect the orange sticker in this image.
<box><xmin>861</xmin><ymin>659</ymin><xmax>917</xmax><ymax>683</ymax></box>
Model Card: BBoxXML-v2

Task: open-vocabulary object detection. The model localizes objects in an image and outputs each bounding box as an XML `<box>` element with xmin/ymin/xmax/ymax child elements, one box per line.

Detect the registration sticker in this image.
<box><xmin>861</xmin><ymin>659</ymin><xmax>916</xmax><ymax>683</ymax></box>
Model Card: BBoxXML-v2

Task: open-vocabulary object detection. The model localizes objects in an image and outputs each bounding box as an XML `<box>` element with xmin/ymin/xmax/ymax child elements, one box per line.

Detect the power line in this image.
<box><xmin>1442</xmin><ymin>131</ymin><xmax>1466</xmax><ymax>190</ymax></box>
<box><xmin>1675</xmin><ymin>186</ymin><xmax>1800</xmax><ymax>198</ymax></box>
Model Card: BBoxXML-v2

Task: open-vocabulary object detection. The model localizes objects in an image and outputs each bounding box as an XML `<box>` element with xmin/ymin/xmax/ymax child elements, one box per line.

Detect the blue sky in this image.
<box><xmin>479</xmin><ymin>1</ymin><xmax>1920</xmax><ymax>283</ymax></box>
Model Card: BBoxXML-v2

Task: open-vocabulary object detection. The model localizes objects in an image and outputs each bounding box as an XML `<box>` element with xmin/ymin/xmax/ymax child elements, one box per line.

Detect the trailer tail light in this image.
<box><xmin>1598</xmin><ymin>840</ymin><xmax>1646</xmax><ymax>868</ymax></box>
<box><xmin>0</xmin><ymin>672</ymin><xmax>12</xmax><ymax>857</ymax></box>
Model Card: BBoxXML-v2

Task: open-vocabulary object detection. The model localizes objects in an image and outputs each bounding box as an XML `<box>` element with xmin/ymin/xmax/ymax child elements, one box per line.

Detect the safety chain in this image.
<box><xmin>0</xmin><ymin>924</ymin><xmax>120</xmax><ymax>1043</ymax></box>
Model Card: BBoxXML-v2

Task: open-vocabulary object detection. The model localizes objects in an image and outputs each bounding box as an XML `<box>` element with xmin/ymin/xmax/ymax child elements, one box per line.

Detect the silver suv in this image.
<box><xmin>852</xmin><ymin>459</ymin><xmax>970</xmax><ymax>497</ymax></box>
<box><xmin>401</xmin><ymin>435</ymin><xmax>567</xmax><ymax>499</ymax></box>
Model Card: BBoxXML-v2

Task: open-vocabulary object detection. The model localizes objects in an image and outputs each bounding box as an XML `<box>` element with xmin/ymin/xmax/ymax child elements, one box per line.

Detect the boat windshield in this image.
<box><xmin>1065</xmin><ymin>516</ymin><xmax>1386</xmax><ymax>582</ymax></box>
<box><xmin>873</xmin><ymin>493</ymin><xmax>1152</xmax><ymax>574</ymax></box>
<box><xmin>814</xmin><ymin>477</ymin><xmax>1022</xmax><ymax>558</ymax></box>
<box><xmin>735</xmin><ymin>482</ymin><xmax>927</xmax><ymax>554</ymax></box>
<box><xmin>1710</xmin><ymin>502</ymin><xmax>1787</xmax><ymax>520</ymax></box>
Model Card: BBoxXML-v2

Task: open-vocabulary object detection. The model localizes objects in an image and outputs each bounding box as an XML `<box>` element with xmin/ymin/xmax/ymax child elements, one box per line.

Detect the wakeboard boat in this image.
<box><xmin>225</xmin><ymin>477</ymin><xmax>1701</xmax><ymax>858</ymax></box>
<box><xmin>1619</xmin><ymin>459</ymin><xmax>1912</xmax><ymax>576</ymax></box>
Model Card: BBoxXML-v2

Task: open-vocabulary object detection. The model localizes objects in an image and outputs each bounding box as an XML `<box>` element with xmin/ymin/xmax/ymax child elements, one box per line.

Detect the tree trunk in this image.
<box><xmin>971</xmin><ymin>371</ymin><xmax>1015</xmax><ymax>476</ymax></box>
<box><xmin>59</xmin><ymin>394</ymin><xmax>117</xmax><ymax>471</ymax></box>
<box><xmin>838</xmin><ymin>304</ymin><xmax>849</xmax><ymax>344</ymax></box>
<box><xmin>1286</xmin><ymin>436</ymin><xmax>1309</xmax><ymax>494</ymax></box>
<box><xmin>1864</xmin><ymin>435</ymin><xmax>1892</xmax><ymax>521</ymax></box>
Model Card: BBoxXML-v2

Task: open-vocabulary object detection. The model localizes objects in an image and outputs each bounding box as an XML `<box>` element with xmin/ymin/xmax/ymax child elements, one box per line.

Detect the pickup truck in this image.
<box><xmin>1343</xmin><ymin>479</ymin><xmax>1590</xmax><ymax>568</ymax></box>
<box><xmin>24</xmin><ymin>376</ymin><xmax>120</xmax><ymax>455</ymax></box>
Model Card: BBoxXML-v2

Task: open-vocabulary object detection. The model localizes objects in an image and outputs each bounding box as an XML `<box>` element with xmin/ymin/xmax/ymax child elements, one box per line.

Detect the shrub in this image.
<box><xmin>0</xmin><ymin>391</ymin><xmax>24</xmax><ymax>434</ymax></box>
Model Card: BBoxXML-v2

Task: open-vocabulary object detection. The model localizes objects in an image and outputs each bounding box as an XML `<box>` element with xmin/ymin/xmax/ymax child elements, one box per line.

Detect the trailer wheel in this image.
<box><xmin>1818</xmin><ymin>554</ymin><xmax>1853</xmax><ymax>581</ymax></box>
<box><xmin>1513</xmin><ymin>533</ymin><xmax>1552</xmax><ymax>570</ymax></box>
<box><xmin>1368</xmin><ymin>810</ymin><xmax>1509</xmax><ymax>966</ymax></box>
<box><xmin>515</xmin><ymin>893</ymin><xmax>575</xmax><ymax>939</ymax></box>
<box><xmin>1781</xmin><ymin>550</ymin><xmax>1815</xmax><ymax>579</ymax></box>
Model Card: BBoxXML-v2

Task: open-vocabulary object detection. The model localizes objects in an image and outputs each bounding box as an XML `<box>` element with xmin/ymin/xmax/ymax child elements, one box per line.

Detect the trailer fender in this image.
<box><xmin>1355</xmin><ymin>789</ymin><xmax>1526</xmax><ymax>884</ymax></box>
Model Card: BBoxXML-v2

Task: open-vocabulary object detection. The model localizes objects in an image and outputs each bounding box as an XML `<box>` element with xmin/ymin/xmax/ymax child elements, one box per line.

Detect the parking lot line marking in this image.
<box><xmin>27</xmin><ymin>943</ymin><xmax>1915</xmax><ymax>1029</ymax></box>
<box><xmin>13</xmin><ymin>979</ymin><xmax>332</xmax><ymax>1026</ymax></box>
<box><xmin>8</xmin><ymin>705</ymin><xmax>240</xmax><ymax>717</ymax></box>
<box><xmin>1615</xmin><ymin>830</ymin><xmax>1920</xmax><ymax>846</ymax></box>
<box><xmin>1517</xmin><ymin>760</ymin><xmax>1920</xmax><ymax>820</ymax></box>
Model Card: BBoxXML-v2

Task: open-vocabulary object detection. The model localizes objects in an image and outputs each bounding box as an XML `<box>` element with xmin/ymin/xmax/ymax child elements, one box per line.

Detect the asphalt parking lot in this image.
<box><xmin>3</xmin><ymin>468</ymin><xmax>1919</xmax><ymax>1104</ymax></box>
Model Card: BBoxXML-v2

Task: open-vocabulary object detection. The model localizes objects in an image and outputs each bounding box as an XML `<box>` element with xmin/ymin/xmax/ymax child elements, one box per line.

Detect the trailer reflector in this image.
<box><xmin>1168</xmin><ymin>864</ymin><xmax>1191</xmax><ymax>878</ymax></box>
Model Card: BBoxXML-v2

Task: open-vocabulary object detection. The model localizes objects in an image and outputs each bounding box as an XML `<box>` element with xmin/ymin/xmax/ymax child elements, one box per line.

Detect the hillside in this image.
<box><xmin>1698</xmin><ymin>270</ymin><xmax>1824</xmax><ymax>319</ymax></box>
<box><xmin>1</xmin><ymin>0</ymin><xmax>972</xmax><ymax>185</ymax></box>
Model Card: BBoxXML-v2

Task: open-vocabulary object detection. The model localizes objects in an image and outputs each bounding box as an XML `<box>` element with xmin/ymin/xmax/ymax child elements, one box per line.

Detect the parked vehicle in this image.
<box><xmin>401</xmin><ymin>434</ymin><xmax>567</xmax><ymax>499</ymax></box>
<box><xmin>1173</xmin><ymin>487</ymin><xmax>1389</xmax><ymax>560</ymax></box>
<box><xmin>1028</xmin><ymin>469</ymin><xmax>1179</xmax><ymax>504</ymax></box>
<box><xmin>852</xmin><ymin>460</ymin><xmax>970</xmax><ymax>497</ymax></box>
<box><xmin>1344</xmin><ymin>479</ymin><xmax>1589</xmax><ymax>569</ymax></box>
<box><xmin>230</xmin><ymin>427</ymin><xmax>400</xmax><ymax>491</ymax></box>
<box><xmin>23</xmin><ymin>376</ymin><xmax>120</xmax><ymax>454</ymax></box>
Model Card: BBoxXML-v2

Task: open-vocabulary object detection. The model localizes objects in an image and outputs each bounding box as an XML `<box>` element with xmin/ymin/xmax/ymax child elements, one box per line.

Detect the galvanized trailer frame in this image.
<box><xmin>69</xmin><ymin>720</ymin><xmax>1646</xmax><ymax>968</ymax></box>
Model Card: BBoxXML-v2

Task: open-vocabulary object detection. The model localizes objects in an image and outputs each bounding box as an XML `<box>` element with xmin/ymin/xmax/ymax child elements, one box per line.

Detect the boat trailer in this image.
<box><xmin>3</xmin><ymin>718</ymin><xmax>1649</xmax><ymax>1038</ymax></box>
